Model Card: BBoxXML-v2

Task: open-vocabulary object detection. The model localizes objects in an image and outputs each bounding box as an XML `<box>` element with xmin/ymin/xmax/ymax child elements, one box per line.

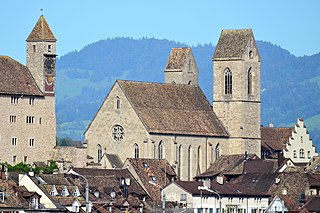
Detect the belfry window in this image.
<box><xmin>97</xmin><ymin>144</ymin><xmax>102</xmax><ymax>162</ymax></box>
<box><xmin>134</xmin><ymin>143</ymin><xmax>139</xmax><ymax>159</ymax></box>
<box><xmin>188</xmin><ymin>145</ymin><xmax>191</xmax><ymax>180</ymax></box>
<box><xmin>224</xmin><ymin>68</ymin><xmax>232</xmax><ymax>94</ymax></box>
<box><xmin>248</xmin><ymin>68</ymin><xmax>252</xmax><ymax>95</ymax></box>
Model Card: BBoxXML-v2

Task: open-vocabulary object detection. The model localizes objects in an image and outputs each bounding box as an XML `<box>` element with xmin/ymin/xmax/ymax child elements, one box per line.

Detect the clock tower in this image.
<box><xmin>26</xmin><ymin>15</ymin><xmax>57</xmax><ymax>96</ymax></box>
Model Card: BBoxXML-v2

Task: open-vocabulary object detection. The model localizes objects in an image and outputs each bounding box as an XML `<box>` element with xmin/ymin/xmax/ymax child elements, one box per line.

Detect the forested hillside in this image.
<box><xmin>56</xmin><ymin>37</ymin><xmax>320</xmax><ymax>149</ymax></box>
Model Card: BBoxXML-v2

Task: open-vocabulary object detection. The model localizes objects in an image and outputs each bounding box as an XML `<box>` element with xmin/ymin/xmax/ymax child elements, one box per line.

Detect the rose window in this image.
<box><xmin>112</xmin><ymin>125</ymin><xmax>125</xmax><ymax>142</ymax></box>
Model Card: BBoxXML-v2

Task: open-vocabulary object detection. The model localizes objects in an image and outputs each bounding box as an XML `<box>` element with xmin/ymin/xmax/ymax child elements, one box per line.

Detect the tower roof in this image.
<box><xmin>213</xmin><ymin>29</ymin><xmax>256</xmax><ymax>60</ymax></box>
<box><xmin>165</xmin><ymin>47</ymin><xmax>191</xmax><ymax>71</ymax></box>
<box><xmin>26</xmin><ymin>15</ymin><xmax>57</xmax><ymax>42</ymax></box>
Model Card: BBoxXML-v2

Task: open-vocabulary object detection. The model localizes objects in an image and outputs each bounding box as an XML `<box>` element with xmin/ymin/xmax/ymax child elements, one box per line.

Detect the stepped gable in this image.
<box><xmin>165</xmin><ymin>47</ymin><xmax>190</xmax><ymax>71</ymax></box>
<box><xmin>118</xmin><ymin>80</ymin><xmax>228</xmax><ymax>137</ymax></box>
<box><xmin>213</xmin><ymin>29</ymin><xmax>258</xmax><ymax>60</ymax></box>
<box><xmin>26</xmin><ymin>15</ymin><xmax>56</xmax><ymax>42</ymax></box>
<box><xmin>0</xmin><ymin>56</ymin><xmax>43</xmax><ymax>96</ymax></box>
<box><xmin>261</xmin><ymin>127</ymin><xmax>293</xmax><ymax>151</ymax></box>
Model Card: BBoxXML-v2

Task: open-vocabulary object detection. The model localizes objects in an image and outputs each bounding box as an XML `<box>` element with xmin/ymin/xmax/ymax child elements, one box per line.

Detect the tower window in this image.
<box><xmin>97</xmin><ymin>144</ymin><xmax>102</xmax><ymax>162</ymax></box>
<box><xmin>11</xmin><ymin>96</ymin><xmax>19</xmax><ymax>104</ymax></box>
<box><xmin>224</xmin><ymin>68</ymin><xmax>232</xmax><ymax>94</ymax></box>
<box><xmin>13</xmin><ymin>156</ymin><xmax>17</xmax><ymax>164</ymax></box>
<box><xmin>48</xmin><ymin>45</ymin><xmax>52</xmax><ymax>52</ymax></box>
<box><xmin>26</xmin><ymin>116</ymin><xmax>35</xmax><ymax>124</ymax></box>
<box><xmin>134</xmin><ymin>143</ymin><xmax>139</xmax><ymax>159</ymax></box>
<box><xmin>188</xmin><ymin>59</ymin><xmax>192</xmax><ymax>73</ymax></box>
<box><xmin>10</xmin><ymin>115</ymin><xmax>17</xmax><ymax>123</ymax></box>
<box><xmin>33</xmin><ymin>45</ymin><xmax>36</xmax><ymax>53</ymax></box>
<box><xmin>29</xmin><ymin>97</ymin><xmax>35</xmax><ymax>105</ymax></box>
<box><xmin>248</xmin><ymin>68</ymin><xmax>252</xmax><ymax>95</ymax></box>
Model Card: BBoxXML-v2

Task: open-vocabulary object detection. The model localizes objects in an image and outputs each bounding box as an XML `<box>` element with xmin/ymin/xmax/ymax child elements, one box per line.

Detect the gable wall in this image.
<box><xmin>85</xmin><ymin>83</ymin><xmax>149</xmax><ymax>164</ymax></box>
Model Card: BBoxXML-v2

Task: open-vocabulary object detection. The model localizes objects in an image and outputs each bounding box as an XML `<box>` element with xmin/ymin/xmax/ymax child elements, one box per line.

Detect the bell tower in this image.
<box><xmin>212</xmin><ymin>29</ymin><xmax>261</xmax><ymax>156</ymax></box>
<box><xmin>26</xmin><ymin>15</ymin><xmax>57</xmax><ymax>96</ymax></box>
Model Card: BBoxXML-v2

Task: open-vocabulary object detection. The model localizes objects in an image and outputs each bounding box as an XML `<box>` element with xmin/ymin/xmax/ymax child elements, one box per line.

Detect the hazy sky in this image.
<box><xmin>1</xmin><ymin>1</ymin><xmax>319</xmax><ymax>63</ymax></box>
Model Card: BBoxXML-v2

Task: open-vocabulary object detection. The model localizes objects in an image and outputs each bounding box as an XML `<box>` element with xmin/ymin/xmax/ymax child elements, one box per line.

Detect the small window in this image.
<box><xmin>48</xmin><ymin>45</ymin><xmax>52</xmax><ymax>52</ymax></box>
<box><xmin>158</xmin><ymin>141</ymin><xmax>163</xmax><ymax>159</ymax></box>
<box><xmin>29</xmin><ymin>139</ymin><xmax>35</xmax><ymax>147</ymax></box>
<box><xmin>10</xmin><ymin>115</ymin><xmax>16</xmax><ymax>123</ymax></box>
<box><xmin>29</xmin><ymin>97</ymin><xmax>35</xmax><ymax>105</ymax></box>
<box><xmin>11</xmin><ymin>96</ymin><xmax>19</xmax><ymax>104</ymax></box>
<box><xmin>0</xmin><ymin>191</ymin><xmax>4</xmax><ymax>203</ymax></box>
<box><xmin>97</xmin><ymin>144</ymin><xmax>102</xmax><ymax>162</ymax></box>
<box><xmin>308</xmin><ymin>151</ymin><xmax>311</xmax><ymax>159</ymax></box>
<box><xmin>33</xmin><ymin>45</ymin><xmax>36</xmax><ymax>53</ymax></box>
<box><xmin>188</xmin><ymin>59</ymin><xmax>192</xmax><ymax>73</ymax></box>
<box><xmin>248</xmin><ymin>68</ymin><xmax>252</xmax><ymax>95</ymax></box>
<box><xmin>26</xmin><ymin>116</ymin><xmax>35</xmax><ymax>124</ymax></box>
<box><xmin>151</xmin><ymin>176</ymin><xmax>157</xmax><ymax>182</ymax></box>
<box><xmin>134</xmin><ymin>143</ymin><xmax>139</xmax><ymax>159</ymax></box>
<box><xmin>116</xmin><ymin>96</ymin><xmax>120</xmax><ymax>109</ymax></box>
<box><xmin>293</xmin><ymin>150</ymin><xmax>297</xmax><ymax>158</ymax></box>
<box><xmin>301</xmin><ymin>136</ymin><xmax>303</xmax><ymax>143</ymax></box>
<box><xmin>39</xmin><ymin>118</ymin><xmax>42</xmax><ymax>124</ymax></box>
<box><xmin>299</xmin><ymin>149</ymin><xmax>305</xmax><ymax>158</ymax></box>
<box><xmin>180</xmin><ymin>194</ymin><xmax>187</xmax><ymax>201</ymax></box>
<box><xmin>215</xmin><ymin>144</ymin><xmax>220</xmax><ymax>160</ymax></box>
<box><xmin>13</xmin><ymin>156</ymin><xmax>17</xmax><ymax>164</ymax></box>
<box><xmin>24</xmin><ymin>156</ymin><xmax>28</xmax><ymax>163</ymax></box>
<box><xmin>11</xmin><ymin>137</ymin><xmax>17</xmax><ymax>146</ymax></box>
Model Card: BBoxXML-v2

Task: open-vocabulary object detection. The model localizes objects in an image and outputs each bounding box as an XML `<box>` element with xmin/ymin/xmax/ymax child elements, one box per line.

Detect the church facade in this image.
<box><xmin>85</xmin><ymin>30</ymin><xmax>262</xmax><ymax>180</ymax></box>
<box><xmin>0</xmin><ymin>16</ymin><xmax>57</xmax><ymax>165</ymax></box>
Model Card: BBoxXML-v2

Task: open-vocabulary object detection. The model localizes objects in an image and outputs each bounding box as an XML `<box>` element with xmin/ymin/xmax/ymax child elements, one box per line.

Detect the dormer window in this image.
<box><xmin>49</xmin><ymin>185</ymin><xmax>58</xmax><ymax>196</ymax></box>
<box><xmin>72</xmin><ymin>187</ymin><xmax>80</xmax><ymax>197</ymax></box>
<box><xmin>151</xmin><ymin>176</ymin><xmax>157</xmax><ymax>182</ymax></box>
<box><xmin>94</xmin><ymin>190</ymin><xmax>100</xmax><ymax>198</ymax></box>
<box><xmin>143</xmin><ymin>162</ymin><xmax>148</xmax><ymax>168</ymax></box>
<box><xmin>61</xmin><ymin>186</ymin><xmax>70</xmax><ymax>197</ymax></box>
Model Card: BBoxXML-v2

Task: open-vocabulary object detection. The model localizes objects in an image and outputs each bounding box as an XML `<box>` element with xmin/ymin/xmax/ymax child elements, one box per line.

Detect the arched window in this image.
<box><xmin>177</xmin><ymin>145</ymin><xmax>182</xmax><ymax>178</ymax></box>
<box><xmin>158</xmin><ymin>141</ymin><xmax>163</xmax><ymax>159</ymax></box>
<box><xmin>224</xmin><ymin>68</ymin><xmax>232</xmax><ymax>94</ymax></box>
<box><xmin>299</xmin><ymin>148</ymin><xmax>305</xmax><ymax>158</ymax></box>
<box><xmin>116</xmin><ymin>96</ymin><xmax>120</xmax><ymax>109</ymax></box>
<box><xmin>97</xmin><ymin>144</ymin><xmax>102</xmax><ymax>162</ymax></box>
<box><xmin>248</xmin><ymin>68</ymin><xmax>252</xmax><ymax>95</ymax></box>
<box><xmin>188</xmin><ymin>145</ymin><xmax>191</xmax><ymax>180</ymax></box>
<box><xmin>134</xmin><ymin>143</ymin><xmax>139</xmax><ymax>159</ymax></box>
<box><xmin>197</xmin><ymin>146</ymin><xmax>201</xmax><ymax>175</ymax></box>
<box><xmin>215</xmin><ymin>144</ymin><xmax>220</xmax><ymax>160</ymax></box>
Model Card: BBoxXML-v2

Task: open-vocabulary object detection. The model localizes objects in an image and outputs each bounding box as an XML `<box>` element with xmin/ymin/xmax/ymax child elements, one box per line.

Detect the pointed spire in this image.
<box><xmin>26</xmin><ymin>15</ymin><xmax>56</xmax><ymax>42</ymax></box>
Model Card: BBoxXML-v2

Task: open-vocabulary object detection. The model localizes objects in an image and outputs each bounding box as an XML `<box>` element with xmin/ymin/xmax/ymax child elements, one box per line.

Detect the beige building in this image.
<box><xmin>0</xmin><ymin>15</ymin><xmax>57</xmax><ymax>165</ymax></box>
<box><xmin>85</xmin><ymin>29</ymin><xmax>262</xmax><ymax>180</ymax></box>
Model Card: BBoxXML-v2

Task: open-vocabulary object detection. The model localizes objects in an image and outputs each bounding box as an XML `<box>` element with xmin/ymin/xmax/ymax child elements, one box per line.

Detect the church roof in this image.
<box><xmin>117</xmin><ymin>80</ymin><xmax>228</xmax><ymax>137</ymax></box>
<box><xmin>0</xmin><ymin>56</ymin><xmax>43</xmax><ymax>96</ymax></box>
<box><xmin>213</xmin><ymin>29</ymin><xmax>254</xmax><ymax>60</ymax></box>
<box><xmin>261</xmin><ymin>127</ymin><xmax>293</xmax><ymax>151</ymax></box>
<box><xmin>165</xmin><ymin>47</ymin><xmax>191</xmax><ymax>71</ymax></box>
<box><xmin>26</xmin><ymin>15</ymin><xmax>56</xmax><ymax>42</ymax></box>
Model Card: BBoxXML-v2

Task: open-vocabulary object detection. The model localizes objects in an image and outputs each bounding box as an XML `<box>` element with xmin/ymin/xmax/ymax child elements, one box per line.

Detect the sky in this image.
<box><xmin>1</xmin><ymin>1</ymin><xmax>320</xmax><ymax>64</ymax></box>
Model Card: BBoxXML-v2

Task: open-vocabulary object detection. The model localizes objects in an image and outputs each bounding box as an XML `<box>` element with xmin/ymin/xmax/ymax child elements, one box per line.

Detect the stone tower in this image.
<box><xmin>26</xmin><ymin>15</ymin><xmax>57</xmax><ymax>96</ymax></box>
<box><xmin>164</xmin><ymin>47</ymin><xmax>198</xmax><ymax>85</ymax></box>
<box><xmin>212</xmin><ymin>29</ymin><xmax>261</xmax><ymax>156</ymax></box>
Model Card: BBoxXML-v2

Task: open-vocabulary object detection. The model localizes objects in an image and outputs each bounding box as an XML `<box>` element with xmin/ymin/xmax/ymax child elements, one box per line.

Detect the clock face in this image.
<box><xmin>44</xmin><ymin>57</ymin><xmax>56</xmax><ymax>75</ymax></box>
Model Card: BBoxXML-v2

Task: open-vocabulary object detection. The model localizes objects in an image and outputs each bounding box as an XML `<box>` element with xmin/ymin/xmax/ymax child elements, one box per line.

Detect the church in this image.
<box><xmin>84</xmin><ymin>29</ymin><xmax>261</xmax><ymax>181</ymax></box>
<box><xmin>0</xmin><ymin>16</ymin><xmax>57</xmax><ymax>165</ymax></box>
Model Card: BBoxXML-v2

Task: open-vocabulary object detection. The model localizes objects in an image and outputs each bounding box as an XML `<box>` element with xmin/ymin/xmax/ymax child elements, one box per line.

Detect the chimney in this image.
<box><xmin>269</xmin><ymin>123</ymin><xmax>274</xmax><ymax>127</ymax></box>
<box><xmin>203</xmin><ymin>179</ymin><xmax>211</xmax><ymax>188</ymax></box>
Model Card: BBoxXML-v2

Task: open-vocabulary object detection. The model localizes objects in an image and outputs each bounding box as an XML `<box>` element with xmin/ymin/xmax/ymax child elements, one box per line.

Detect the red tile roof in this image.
<box><xmin>261</xmin><ymin>127</ymin><xmax>293</xmax><ymax>151</ymax></box>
